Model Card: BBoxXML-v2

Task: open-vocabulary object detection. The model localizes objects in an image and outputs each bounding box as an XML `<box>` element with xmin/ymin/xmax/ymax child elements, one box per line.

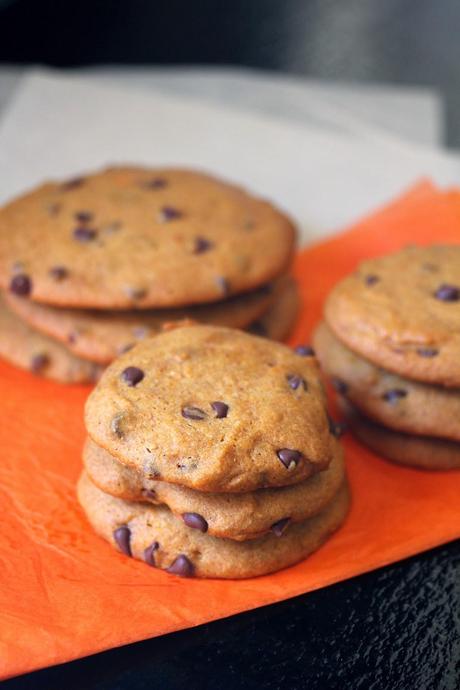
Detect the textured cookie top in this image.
<box><xmin>0</xmin><ymin>167</ymin><xmax>296</xmax><ymax>309</ymax></box>
<box><xmin>85</xmin><ymin>325</ymin><xmax>335</xmax><ymax>492</ymax></box>
<box><xmin>325</xmin><ymin>245</ymin><xmax>460</xmax><ymax>387</ymax></box>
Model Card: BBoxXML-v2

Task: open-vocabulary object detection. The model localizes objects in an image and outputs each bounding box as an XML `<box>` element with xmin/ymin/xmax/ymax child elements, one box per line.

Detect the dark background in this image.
<box><xmin>0</xmin><ymin>0</ymin><xmax>460</xmax><ymax>144</ymax></box>
<box><xmin>1</xmin><ymin>2</ymin><xmax>459</xmax><ymax>688</ymax></box>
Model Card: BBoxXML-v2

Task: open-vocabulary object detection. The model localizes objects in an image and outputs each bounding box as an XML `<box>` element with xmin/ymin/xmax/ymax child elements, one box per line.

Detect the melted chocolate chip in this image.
<box><xmin>194</xmin><ymin>237</ymin><xmax>213</xmax><ymax>254</ymax></box>
<box><xmin>286</xmin><ymin>375</ymin><xmax>307</xmax><ymax>391</ymax></box>
<box><xmin>182</xmin><ymin>512</ymin><xmax>208</xmax><ymax>533</ymax></box>
<box><xmin>166</xmin><ymin>554</ymin><xmax>195</xmax><ymax>577</ymax></box>
<box><xmin>248</xmin><ymin>321</ymin><xmax>267</xmax><ymax>337</ymax></box>
<box><xmin>294</xmin><ymin>345</ymin><xmax>315</xmax><ymax>357</ymax></box>
<box><xmin>49</xmin><ymin>265</ymin><xmax>68</xmax><ymax>281</ymax></box>
<box><xmin>331</xmin><ymin>377</ymin><xmax>348</xmax><ymax>395</ymax></box>
<box><xmin>211</xmin><ymin>401</ymin><xmax>229</xmax><ymax>418</ymax></box>
<box><xmin>73</xmin><ymin>227</ymin><xmax>97</xmax><ymax>242</ymax></box>
<box><xmin>277</xmin><ymin>448</ymin><xmax>302</xmax><ymax>469</ymax></box>
<box><xmin>271</xmin><ymin>517</ymin><xmax>291</xmax><ymax>536</ymax></box>
<box><xmin>417</xmin><ymin>347</ymin><xmax>439</xmax><ymax>358</ymax></box>
<box><xmin>182</xmin><ymin>406</ymin><xmax>207</xmax><ymax>420</ymax></box>
<box><xmin>61</xmin><ymin>177</ymin><xmax>85</xmax><ymax>190</ymax></box>
<box><xmin>74</xmin><ymin>211</ymin><xmax>93</xmax><ymax>223</ymax></box>
<box><xmin>121</xmin><ymin>366</ymin><xmax>145</xmax><ymax>387</ymax></box>
<box><xmin>216</xmin><ymin>276</ymin><xmax>230</xmax><ymax>295</ymax></box>
<box><xmin>30</xmin><ymin>352</ymin><xmax>49</xmax><ymax>373</ymax></box>
<box><xmin>328</xmin><ymin>415</ymin><xmax>347</xmax><ymax>438</ymax></box>
<box><xmin>144</xmin><ymin>541</ymin><xmax>159</xmax><ymax>566</ymax></box>
<box><xmin>365</xmin><ymin>274</ymin><xmax>380</xmax><ymax>286</ymax></box>
<box><xmin>382</xmin><ymin>388</ymin><xmax>407</xmax><ymax>404</ymax></box>
<box><xmin>142</xmin><ymin>178</ymin><xmax>167</xmax><ymax>189</ymax></box>
<box><xmin>113</xmin><ymin>525</ymin><xmax>132</xmax><ymax>557</ymax></box>
<box><xmin>158</xmin><ymin>206</ymin><xmax>182</xmax><ymax>222</ymax></box>
<box><xmin>10</xmin><ymin>273</ymin><xmax>32</xmax><ymax>296</ymax></box>
<box><xmin>434</xmin><ymin>284</ymin><xmax>460</xmax><ymax>302</ymax></box>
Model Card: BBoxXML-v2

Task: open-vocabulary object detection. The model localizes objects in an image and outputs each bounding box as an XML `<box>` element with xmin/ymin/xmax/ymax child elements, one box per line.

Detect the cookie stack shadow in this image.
<box><xmin>0</xmin><ymin>166</ymin><xmax>299</xmax><ymax>384</ymax></box>
<box><xmin>314</xmin><ymin>245</ymin><xmax>460</xmax><ymax>471</ymax></box>
<box><xmin>78</xmin><ymin>325</ymin><xmax>350</xmax><ymax>579</ymax></box>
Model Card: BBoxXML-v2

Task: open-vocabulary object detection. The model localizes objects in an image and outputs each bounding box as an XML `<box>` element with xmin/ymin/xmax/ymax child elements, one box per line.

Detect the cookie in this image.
<box><xmin>77</xmin><ymin>471</ymin><xmax>350</xmax><ymax>578</ymax></box>
<box><xmin>0</xmin><ymin>294</ymin><xmax>102</xmax><ymax>384</ymax></box>
<box><xmin>325</xmin><ymin>245</ymin><xmax>460</xmax><ymax>387</ymax></box>
<box><xmin>314</xmin><ymin>321</ymin><xmax>460</xmax><ymax>442</ymax></box>
<box><xmin>85</xmin><ymin>325</ymin><xmax>335</xmax><ymax>492</ymax></box>
<box><xmin>340</xmin><ymin>400</ymin><xmax>460</xmax><ymax>471</ymax></box>
<box><xmin>247</xmin><ymin>275</ymin><xmax>299</xmax><ymax>341</ymax></box>
<box><xmin>5</xmin><ymin>279</ymin><xmax>277</xmax><ymax>365</ymax></box>
<box><xmin>83</xmin><ymin>436</ymin><xmax>345</xmax><ymax>541</ymax></box>
<box><xmin>0</xmin><ymin>166</ymin><xmax>296</xmax><ymax>309</ymax></box>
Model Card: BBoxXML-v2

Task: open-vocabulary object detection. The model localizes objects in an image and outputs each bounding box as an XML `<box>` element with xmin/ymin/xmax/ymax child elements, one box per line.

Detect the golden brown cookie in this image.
<box><xmin>85</xmin><ymin>325</ymin><xmax>335</xmax><ymax>492</ymax></box>
<box><xmin>340</xmin><ymin>399</ymin><xmax>460</xmax><ymax>471</ymax></box>
<box><xmin>247</xmin><ymin>275</ymin><xmax>300</xmax><ymax>341</ymax></box>
<box><xmin>5</xmin><ymin>280</ymin><xmax>277</xmax><ymax>365</ymax></box>
<box><xmin>83</xmin><ymin>436</ymin><xmax>345</xmax><ymax>541</ymax></box>
<box><xmin>0</xmin><ymin>167</ymin><xmax>296</xmax><ymax>309</ymax></box>
<box><xmin>77</xmin><ymin>471</ymin><xmax>350</xmax><ymax>579</ymax></box>
<box><xmin>314</xmin><ymin>321</ymin><xmax>460</xmax><ymax>442</ymax></box>
<box><xmin>0</xmin><ymin>294</ymin><xmax>102</xmax><ymax>384</ymax></box>
<box><xmin>325</xmin><ymin>245</ymin><xmax>460</xmax><ymax>387</ymax></box>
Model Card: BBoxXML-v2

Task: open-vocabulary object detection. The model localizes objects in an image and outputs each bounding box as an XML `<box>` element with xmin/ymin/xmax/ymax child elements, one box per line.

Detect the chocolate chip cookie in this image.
<box><xmin>78</xmin><ymin>471</ymin><xmax>350</xmax><ymax>578</ymax></box>
<box><xmin>0</xmin><ymin>167</ymin><xmax>296</xmax><ymax>309</ymax></box>
<box><xmin>83</xmin><ymin>436</ymin><xmax>345</xmax><ymax>541</ymax></box>
<box><xmin>85</xmin><ymin>325</ymin><xmax>335</xmax><ymax>492</ymax></box>
<box><xmin>325</xmin><ymin>245</ymin><xmax>460</xmax><ymax>387</ymax></box>
<box><xmin>314</xmin><ymin>321</ymin><xmax>460</xmax><ymax>442</ymax></box>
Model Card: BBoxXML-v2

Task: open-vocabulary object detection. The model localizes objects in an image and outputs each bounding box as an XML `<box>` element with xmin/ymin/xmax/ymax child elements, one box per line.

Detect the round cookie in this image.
<box><xmin>0</xmin><ymin>166</ymin><xmax>296</xmax><ymax>309</ymax></box>
<box><xmin>325</xmin><ymin>245</ymin><xmax>460</xmax><ymax>387</ymax></box>
<box><xmin>78</xmin><ymin>471</ymin><xmax>350</xmax><ymax>579</ymax></box>
<box><xmin>0</xmin><ymin>294</ymin><xmax>102</xmax><ymax>384</ymax></box>
<box><xmin>5</xmin><ymin>279</ymin><xmax>277</xmax><ymax>365</ymax></box>
<box><xmin>247</xmin><ymin>275</ymin><xmax>299</xmax><ymax>341</ymax></box>
<box><xmin>340</xmin><ymin>400</ymin><xmax>460</xmax><ymax>471</ymax></box>
<box><xmin>314</xmin><ymin>321</ymin><xmax>460</xmax><ymax>442</ymax></box>
<box><xmin>85</xmin><ymin>325</ymin><xmax>335</xmax><ymax>492</ymax></box>
<box><xmin>83</xmin><ymin>436</ymin><xmax>345</xmax><ymax>541</ymax></box>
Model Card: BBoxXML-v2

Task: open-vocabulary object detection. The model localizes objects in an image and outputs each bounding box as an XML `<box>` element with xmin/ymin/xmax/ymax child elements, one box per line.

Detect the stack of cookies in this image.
<box><xmin>314</xmin><ymin>245</ymin><xmax>460</xmax><ymax>471</ymax></box>
<box><xmin>0</xmin><ymin>166</ymin><xmax>299</xmax><ymax>384</ymax></box>
<box><xmin>78</xmin><ymin>325</ymin><xmax>349</xmax><ymax>579</ymax></box>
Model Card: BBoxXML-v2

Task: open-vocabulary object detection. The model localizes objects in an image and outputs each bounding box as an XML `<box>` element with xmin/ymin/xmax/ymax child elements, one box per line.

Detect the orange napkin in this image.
<box><xmin>1</xmin><ymin>181</ymin><xmax>460</xmax><ymax>680</ymax></box>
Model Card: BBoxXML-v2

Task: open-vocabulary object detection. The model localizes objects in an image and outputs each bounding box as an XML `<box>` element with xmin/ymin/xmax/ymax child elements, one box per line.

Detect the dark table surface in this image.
<box><xmin>1</xmin><ymin>2</ymin><xmax>460</xmax><ymax>688</ymax></box>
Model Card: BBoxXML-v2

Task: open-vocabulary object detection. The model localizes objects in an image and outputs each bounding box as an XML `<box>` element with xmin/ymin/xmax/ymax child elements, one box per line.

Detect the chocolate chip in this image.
<box><xmin>194</xmin><ymin>237</ymin><xmax>213</xmax><ymax>254</ymax></box>
<box><xmin>61</xmin><ymin>177</ymin><xmax>85</xmax><ymax>190</ymax></box>
<box><xmin>271</xmin><ymin>517</ymin><xmax>291</xmax><ymax>537</ymax></box>
<box><xmin>74</xmin><ymin>211</ymin><xmax>92</xmax><ymax>224</ymax></box>
<box><xmin>286</xmin><ymin>375</ymin><xmax>307</xmax><ymax>391</ymax></box>
<box><xmin>49</xmin><ymin>265</ymin><xmax>68</xmax><ymax>281</ymax></box>
<box><xmin>111</xmin><ymin>414</ymin><xmax>125</xmax><ymax>438</ymax></box>
<box><xmin>434</xmin><ymin>284</ymin><xmax>460</xmax><ymax>302</ymax></box>
<box><xmin>113</xmin><ymin>525</ymin><xmax>132</xmax><ymax>557</ymax></box>
<box><xmin>141</xmin><ymin>488</ymin><xmax>157</xmax><ymax>501</ymax></box>
<box><xmin>73</xmin><ymin>227</ymin><xmax>97</xmax><ymax>242</ymax></box>
<box><xmin>158</xmin><ymin>206</ymin><xmax>182</xmax><ymax>222</ymax></box>
<box><xmin>328</xmin><ymin>415</ymin><xmax>347</xmax><ymax>438</ymax></box>
<box><xmin>182</xmin><ymin>406</ymin><xmax>207</xmax><ymax>420</ymax></box>
<box><xmin>142</xmin><ymin>178</ymin><xmax>167</xmax><ymax>189</ymax></box>
<box><xmin>144</xmin><ymin>541</ymin><xmax>159</xmax><ymax>566</ymax></box>
<box><xmin>182</xmin><ymin>513</ymin><xmax>208</xmax><ymax>533</ymax></box>
<box><xmin>294</xmin><ymin>345</ymin><xmax>315</xmax><ymax>357</ymax></box>
<box><xmin>166</xmin><ymin>554</ymin><xmax>195</xmax><ymax>577</ymax></box>
<box><xmin>331</xmin><ymin>377</ymin><xmax>348</xmax><ymax>395</ymax></box>
<box><xmin>10</xmin><ymin>273</ymin><xmax>32</xmax><ymax>296</ymax></box>
<box><xmin>121</xmin><ymin>366</ymin><xmax>145</xmax><ymax>387</ymax></box>
<box><xmin>416</xmin><ymin>347</ymin><xmax>439</xmax><ymax>357</ymax></box>
<box><xmin>30</xmin><ymin>352</ymin><xmax>49</xmax><ymax>373</ymax></box>
<box><xmin>248</xmin><ymin>321</ymin><xmax>267</xmax><ymax>337</ymax></box>
<box><xmin>211</xmin><ymin>401</ymin><xmax>229</xmax><ymax>418</ymax></box>
<box><xmin>365</xmin><ymin>274</ymin><xmax>380</xmax><ymax>286</ymax></box>
<box><xmin>382</xmin><ymin>388</ymin><xmax>407</xmax><ymax>404</ymax></box>
<box><xmin>216</xmin><ymin>276</ymin><xmax>230</xmax><ymax>295</ymax></box>
<box><xmin>277</xmin><ymin>448</ymin><xmax>302</xmax><ymax>469</ymax></box>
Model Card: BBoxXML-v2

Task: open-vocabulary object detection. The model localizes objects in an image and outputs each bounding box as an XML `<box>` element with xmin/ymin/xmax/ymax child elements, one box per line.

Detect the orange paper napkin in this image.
<box><xmin>1</xmin><ymin>181</ymin><xmax>460</xmax><ymax>680</ymax></box>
